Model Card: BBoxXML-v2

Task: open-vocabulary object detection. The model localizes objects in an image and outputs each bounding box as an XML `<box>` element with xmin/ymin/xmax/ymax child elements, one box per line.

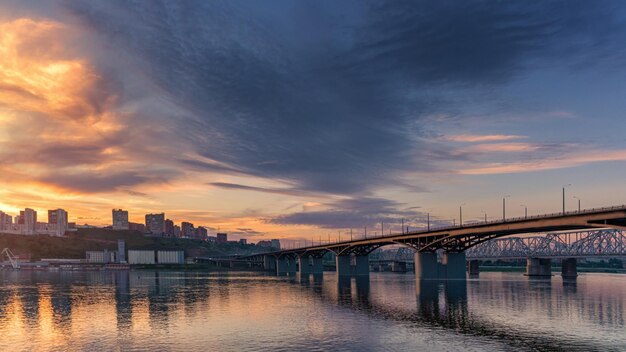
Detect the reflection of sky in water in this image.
<box><xmin>0</xmin><ymin>271</ymin><xmax>624</xmax><ymax>351</ymax></box>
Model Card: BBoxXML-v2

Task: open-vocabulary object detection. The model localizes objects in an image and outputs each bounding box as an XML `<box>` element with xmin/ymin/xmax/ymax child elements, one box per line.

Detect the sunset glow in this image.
<box><xmin>2</xmin><ymin>2</ymin><xmax>626</xmax><ymax>243</ymax></box>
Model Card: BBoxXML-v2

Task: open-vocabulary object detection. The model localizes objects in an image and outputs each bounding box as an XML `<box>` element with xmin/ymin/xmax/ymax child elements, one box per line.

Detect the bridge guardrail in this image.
<box><xmin>284</xmin><ymin>204</ymin><xmax>626</xmax><ymax>250</ymax></box>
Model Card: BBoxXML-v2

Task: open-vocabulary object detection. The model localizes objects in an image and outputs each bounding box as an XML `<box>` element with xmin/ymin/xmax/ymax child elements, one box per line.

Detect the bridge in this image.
<box><xmin>242</xmin><ymin>206</ymin><xmax>626</xmax><ymax>280</ymax></box>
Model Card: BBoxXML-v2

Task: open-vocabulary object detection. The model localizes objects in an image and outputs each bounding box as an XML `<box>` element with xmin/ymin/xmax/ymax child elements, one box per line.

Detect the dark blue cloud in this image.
<box><xmin>64</xmin><ymin>0</ymin><xmax>626</xmax><ymax>199</ymax></box>
<box><xmin>267</xmin><ymin>196</ymin><xmax>446</xmax><ymax>230</ymax></box>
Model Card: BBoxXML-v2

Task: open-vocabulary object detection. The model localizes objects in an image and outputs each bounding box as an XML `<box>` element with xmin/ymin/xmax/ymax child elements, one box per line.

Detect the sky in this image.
<box><xmin>2</xmin><ymin>0</ymin><xmax>626</xmax><ymax>243</ymax></box>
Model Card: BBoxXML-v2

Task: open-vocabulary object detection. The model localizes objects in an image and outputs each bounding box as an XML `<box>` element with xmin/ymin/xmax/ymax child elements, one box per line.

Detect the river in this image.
<box><xmin>0</xmin><ymin>270</ymin><xmax>624</xmax><ymax>351</ymax></box>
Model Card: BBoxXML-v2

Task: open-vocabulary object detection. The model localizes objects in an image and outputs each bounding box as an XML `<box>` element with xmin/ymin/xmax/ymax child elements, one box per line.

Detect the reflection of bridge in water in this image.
<box><xmin>240</xmin><ymin>207</ymin><xmax>626</xmax><ymax>281</ymax></box>
<box><xmin>285</xmin><ymin>272</ymin><xmax>624</xmax><ymax>351</ymax></box>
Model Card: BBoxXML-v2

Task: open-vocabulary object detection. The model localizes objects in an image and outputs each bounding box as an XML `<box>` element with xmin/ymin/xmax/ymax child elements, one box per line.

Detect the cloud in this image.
<box><xmin>461</xmin><ymin>149</ymin><xmax>626</xmax><ymax>175</ymax></box>
<box><xmin>58</xmin><ymin>0</ymin><xmax>626</xmax><ymax>198</ymax></box>
<box><xmin>37</xmin><ymin>170</ymin><xmax>171</xmax><ymax>193</ymax></box>
<box><xmin>444</xmin><ymin>134</ymin><xmax>527</xmax><ymax>143</ymax></box>
<box><xmin>1</xmin><ymin>1</ymin><xmax>626</xmax><ymax>233</ymax></box>
<box><xmin>266</xmin><ymin>196</ymin><xmax>439</xmax><ymax>229</ymax></box>
<box><xmin>209</xmin><ymin>182</ymin><xmax>322</xmax><ymax>198</ymax></box>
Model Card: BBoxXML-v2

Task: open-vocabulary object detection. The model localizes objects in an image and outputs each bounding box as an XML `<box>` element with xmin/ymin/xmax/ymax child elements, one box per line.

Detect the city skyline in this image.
<box><xmin>2</xmin><ymin>2</ymin><xmax>626</xmax><ymax>242</ymax></box>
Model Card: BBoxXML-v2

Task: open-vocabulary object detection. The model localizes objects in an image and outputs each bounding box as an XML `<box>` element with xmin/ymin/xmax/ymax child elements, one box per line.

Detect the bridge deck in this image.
<box><xmin>249</xmin><ymin>206</ymin><xmax>626</xmax><ymax>257</ymax></box>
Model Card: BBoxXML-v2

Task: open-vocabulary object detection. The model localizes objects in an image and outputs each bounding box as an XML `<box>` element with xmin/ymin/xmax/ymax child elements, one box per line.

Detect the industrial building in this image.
<box><xmin>127</xmin><ymin>249</ymin><xmax>185</xmax><ymax>265</ymax></box>
<box><xmin>86</xmin><ymin>250</ymin><xmax>117</xmax><ymax>263</ymax></box>
<box><xmin>157</xmin><ymin>251</ymin><xmax>185</xmax><ymax>264</ymax></box>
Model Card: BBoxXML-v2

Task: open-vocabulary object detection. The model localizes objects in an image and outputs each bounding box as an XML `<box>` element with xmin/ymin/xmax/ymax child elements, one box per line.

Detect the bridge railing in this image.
<box><xmin>286</xmin><ymin>205</ymin><xmax>626</xmax><ymax>250</ymax></box>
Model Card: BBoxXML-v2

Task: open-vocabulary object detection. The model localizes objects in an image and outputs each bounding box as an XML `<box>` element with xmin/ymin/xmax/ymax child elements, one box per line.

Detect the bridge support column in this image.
<box><xmin>277</xmin><ymin>257</ymin><xmax>296</xmax><ymax>275</ymax></box>
<box><xmin>263</xmin><ymin>255</ymin><xmax>276</xmax><ymax>272</ymax></box>
<box><xmin>526</xmin><ymin>258</ymin><xmax>552</xmax><ymax>277</ymax></box>
<box><xmin>354</xmin><ymin>255</ymin><xmax>369</xmax><ymax>276</ymax></box>
<box><xmin>336</xmin><ymin>255</ymin><xmax>351</xmax><ymax>277</ymax></box>
<box><xmin>443</xmin><ymin>252</ymin><xmax>466</xmax><ymax>280</ymax></box>
<box><xmin>336</xmin><ymin>255</ymin><xmax>369</xmax><ymax>276</ymax></box>
<box><xmin>391</xmin><ymin>261</ymin><xmax>407</xmax><ymax>272</ymax></box>
<box><xmin>298</xmin><ymin>256</ymin><xmax>311</xmax><ymax>275</ymax></box>
<box><xmin>561</xmin><ymin>258</ymin><xmax>577</xmax><ymax>279</ymax></box>
<box><xmin>415</xmin><ymin>252</ymin><xmax>439</xmax><ymax>280</ymax></box>
<box><xmin>415</xmin><ymin>252</ymin><xmax>467</xmax><ymax>280</ymax></box>
<box><xmin>311</xmin><ymin>257</ymin><xmax>323</xmax><ymax>275</ymax></box>
<box><xmin>468</xmin><ymin>260</ymin><xmax>480</xmax><ymax>277</ymax></box>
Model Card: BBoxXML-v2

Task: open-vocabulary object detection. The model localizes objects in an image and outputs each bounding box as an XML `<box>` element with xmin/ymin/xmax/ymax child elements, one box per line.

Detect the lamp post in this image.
<box><xmin>521</xmin><ymin>204</ymin><xmax>527</xmax><ymax>219</ymax></box>
<box><xmin>481</xmin><ymin>210</ymin><xmax>487</xmax><ymax>223</ymax></box>
<box><xmin>563</xmin><ymin>184</ymin><xmax>571</xmax><ymax>214</ymax></box>
<box><xmin>459</xmin><ymin>203</ymin><xmax>466</xmax><ymax>227</ymax></box>
<box><xmin>573</xmin><ymin>196</ymin><xmax>581</xmax><ymax>212</ymax></box>
<box><xmin>503</xmin><ymin>195</ymin><xmax>511</xmax><ymax>221</ymax></box>
<box><xmin>427</xmin><ymin>212</ymin><xmax>430</xmax><ymax>231</ymax></box>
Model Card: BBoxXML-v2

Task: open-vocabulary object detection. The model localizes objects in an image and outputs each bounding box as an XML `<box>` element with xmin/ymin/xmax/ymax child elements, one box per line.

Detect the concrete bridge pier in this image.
<box><xmin>298</xmin><ymin>256</ymin><xmax>312</xmax><ymax>275</ymax></box>
<box><xmin>561</xmin><ymin>258</ymin><xmax>578</xmax><ymax>279</ymax></box>
<box><xmin>336</xmin><ymin>255</ymin><xmax>369</xmax><ymax>276</ymax></box>
<box><xmin>415</xmin><ymin>252</ymin><xmax>466</xmax><ymax>280</ymax></box>
<box><xmin>311</xmin><ymin>257</ymin><xmax>323</xmax><ymax>275</ymax></box>
<box><xmin>468</xmin><ymin>260</ymin><xmax>480</xmax><ymax>277</ymax></box>
<box><xmin>354</xmin><ymin>255</ymin><xmax>369</xmax><ymax>276</ymax></box>
<box><xmin>526</xmin><ymin>258</ymin><xmax>552</xmax><ymax>277</ymax></box>
<box><xmin>277</xmin><ymin>256</ymin><xmax>297</xmax><ymax>275</ymax></box>
<box><xmin>391</xmin><ymin>261</ymin><xmax>407</xmax><ymax>272</ymax></box>
<box><xmin>263</xmin><ymin>255</ymin><xmax>276</xmax><ymax>272</ymax></box>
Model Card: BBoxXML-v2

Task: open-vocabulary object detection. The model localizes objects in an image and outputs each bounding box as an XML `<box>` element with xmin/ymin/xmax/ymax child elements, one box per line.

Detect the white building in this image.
<box><xmin>48</xmin><ymin>209</ymin><xmax>68</xmax><ymax>236</ymax></box>
<box><xmin>0</xmin><ymin>211</ymin><xmax>12</xmax><ymax>231</ymax></box>
<box><xmin>20</xmin><ymin>208</ymin><xmax>37</xmax><ymax>235</ymax></box>
<box><xmin>0</xmin><ymin>208</ymin><xmax>69</xmax><ymax>236</ymax></box>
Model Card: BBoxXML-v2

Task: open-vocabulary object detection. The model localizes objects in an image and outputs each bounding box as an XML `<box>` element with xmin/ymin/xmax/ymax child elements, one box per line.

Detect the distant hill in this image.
<box><xmin>0</xmin><ymin>228</ymin><xmax>264</xmax><ymax>261</ymax></box>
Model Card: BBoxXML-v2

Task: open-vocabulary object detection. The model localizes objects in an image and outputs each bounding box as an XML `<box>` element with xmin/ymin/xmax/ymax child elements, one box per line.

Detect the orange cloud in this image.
<box><xmin>444</xmin><ymin>134</ymin><xmax>526</xmax><ymax>143</ymax></box>
<box><xmin>467</xmin><ymin>142</ymin><xmax>540</xmax><ymax>152</ymax></box>
<box><xmin>461</xmin><ymin>149</ymin><xmax>626</xmax><ymax>175</ymax></box>
<box><xmin>0</xmin><ymin>18</ymin><xmax>115</xmax><ymax>122</ymax></box>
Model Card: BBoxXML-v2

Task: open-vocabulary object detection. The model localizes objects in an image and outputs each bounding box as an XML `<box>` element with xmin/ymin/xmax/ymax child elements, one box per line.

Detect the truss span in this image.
<box><xmin>465</xmin><ymin>229</ymin><xmax>626</xmax><ymax>260</ymax></box>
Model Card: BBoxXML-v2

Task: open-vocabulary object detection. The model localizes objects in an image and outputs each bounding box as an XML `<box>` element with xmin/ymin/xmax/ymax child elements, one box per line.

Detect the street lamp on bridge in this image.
<box><xmin>563</xmin><ymin>184</ymin><xmax>571</xmax><ymax>214</ymax></box>
<box><xmin>573</xmin><ymin>196</ymin><xmax>581</xmax><ymax>213</ymax></box>
<box><xmin>503</xmin><ymin>195</ymin><xmax>511</xmax><ymax>221</ymax></box>
<box><xmin>481</xmin><ymin>210</ymin><xmax>487</xmax><ymax>223</ymax></box>
<box><xmin>459</xmin><ymin>203</ymin><xmax>466</xmax><ymax>227</ymax></box>
<box><xmin>520</xmin><ymin>204</ymin><xmax>528</xmax><ymax>219</ymax></box>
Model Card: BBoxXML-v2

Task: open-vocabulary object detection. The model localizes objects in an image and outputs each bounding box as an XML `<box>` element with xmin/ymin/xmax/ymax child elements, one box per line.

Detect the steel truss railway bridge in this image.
<box><xmin>240</xmin><ymin>206</ymin><xmax>626</xmax><ymax>280</ymax></box>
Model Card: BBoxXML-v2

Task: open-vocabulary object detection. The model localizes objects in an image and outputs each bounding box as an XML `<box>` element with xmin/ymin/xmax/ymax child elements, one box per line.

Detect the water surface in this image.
<box><xmin>0</xmin><ymin>270</ymin><xmax>624</xmax><ymax>351</ymax></box>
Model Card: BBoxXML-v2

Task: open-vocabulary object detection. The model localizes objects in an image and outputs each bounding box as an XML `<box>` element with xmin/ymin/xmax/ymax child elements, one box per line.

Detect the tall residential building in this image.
<box><xmin>112</xmin><ymin>209</ymin><xmax>129</xmax><ymax>230</ymax></box>
<box><xmin>195</xmin><ymin>226</ymin><xmax>208</xmax><ymax>240</ymax></box>
<box><xmin>165</xmin><ymin>219</ymin><xmax>175</xmax><ymax>237</ymax></box>
<box><xmin>20</xmin><ymin>208</ymin><xmax>37</xmax><ymax>235</ymax></box>
<box><xmin>181</xmin><ymin>222</ymin><xmax>195</xmax><ymax>238</ymax></box>
<box><xmin>174</xmin><ymin>225</ymin><xmax>181</xmax><ymax>237</ymax></box>
<box><xmin>48</xmin><ymin>209</ymin><xmax>68</xmax><ymax>236</ymax></box>
<box><xmin>216</xmin><ymin>232</ymin><xmax>228</xmax><ymax>244</ymax></box>
<box><xmin>0</xmin><ymin>211</ymin><xmax>11</xmax><ymax>231</ymax></box>
<box><xmin>270</xmin><ymin>239</ymin><xmax>281</xmax><ymax>250</ymax></box>
<box><xmin>239</xmin><ymin>238</ymin><xmax>247</xmax><ymax>245</ymax></box>
<box><xmin>145</xmin><ymin>213</ymin><xmax>165</xmax><ymax>235</ymax></box>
